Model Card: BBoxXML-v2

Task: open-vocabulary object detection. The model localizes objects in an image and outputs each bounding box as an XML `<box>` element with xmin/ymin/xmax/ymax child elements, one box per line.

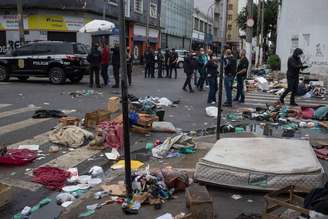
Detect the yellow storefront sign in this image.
<box><xmin>28</xmin><ymin>15</ymin><xmax>67</xmax><ymax>31</ymax></box>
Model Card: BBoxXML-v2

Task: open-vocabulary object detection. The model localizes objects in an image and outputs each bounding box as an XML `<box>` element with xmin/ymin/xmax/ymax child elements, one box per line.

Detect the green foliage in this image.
<box><xmin>267</xmin><ymin>54</ymin><xmax>281</xmax><ymax>70</ymax></box>
<box><xmin>237</xmin><ymin>0</ymin><xmax>279</xmax><ymax>45</ymax></box>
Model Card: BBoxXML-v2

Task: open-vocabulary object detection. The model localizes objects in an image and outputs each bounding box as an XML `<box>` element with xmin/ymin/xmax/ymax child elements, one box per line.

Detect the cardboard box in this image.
<box><xmin>137</xmin><ymin>113</ymin><xmax>159</xmax><ymax>127</ymax></box>
<box><xmin>107</xmin><ymin>97</ymin><xmax>120</xmax><ymax>113</ymax></box>
<box><xmin>0</xmin><ymin>183</ymin><xmax>11</xmax><ymax>208</ymax></box>
<box><xmin>84</xmin><ymin>109</ymin><xmax>111</xmax><ymax>128</ymax></box>
<box><xmin>58</xmin><ymin>116</ymin><xmax>80</xmax><ymax>126</ymax></box>
<box><xmin>185</xmin><ymin>184</ymin><xmax>214</xmax><ymax>219</ymax></box>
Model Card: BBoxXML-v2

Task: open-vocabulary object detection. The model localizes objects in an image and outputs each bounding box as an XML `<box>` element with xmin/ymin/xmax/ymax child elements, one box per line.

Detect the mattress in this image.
<box><xmin>194</xmin><ymin>138</ymin><xmax>326</xmax><ymax>190</ymax></box>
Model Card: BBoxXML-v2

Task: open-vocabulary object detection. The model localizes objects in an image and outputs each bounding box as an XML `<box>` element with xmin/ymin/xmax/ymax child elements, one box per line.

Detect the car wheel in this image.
<box><xmin>178</xmin><ymin>61</ymin><xmax>184</xmax><ymax>68</ymax></box>
<box><xmin>17</xmin><ymin>76</ymin><xmax>29</xmax><ymax>81</ymax></box>
<box><xmin>49</xmin><ymin>67</ymin><xmax>66</xmax><ymax>84</ymax></box>
<box><xmin>0</xmin><ymin>65</ymin><xmax>10</xmax><ymax>82</ymax></box>
<box><xmin>68</xmin><ymin>75</ymin><xmax>83</xmax><ymax>84</ymax></box>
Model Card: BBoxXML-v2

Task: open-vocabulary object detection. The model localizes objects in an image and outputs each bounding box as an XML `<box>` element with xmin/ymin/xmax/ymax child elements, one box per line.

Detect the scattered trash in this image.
<box><xmin>56</xmin><ymin>193</ymin><xmax>76</xmax><ymax>205</ymax></box>
<box><xmin>17</xmin><ymin>145</ymin><xmax>39</xmax><ymax>151</ymax></box>
<box><xmin>158</xmin><ymin>97</ymin><xmax>173</xmax><ymax>107</ymax></box>
<box><xmin>49</xmin><ymin>126</ymin><xmax>94</xmax><ymax>148</ymax></box>
<box><xmin>236</xmin><ymin>213</ymin><xmax>261</xmax><ymax>219</ymax></box>
<box><xmin>0</xmin><ymin>149</ymin><xmax>37</xmax><ymax>165</ymax></box>
<box><xmin>152</xmin><ymin>134</ymin><xmax>196</xmax><ymax>159</ymax></box>
<box><xmin>32</xmin><ymin>167</ymin><xmax>70</xmax><ymax>190</ymax></box>
<box><xmin>79</xmin><ymin>209</ymin><xmax>95</xmax><ymax>217</ymax></box>
<box><xmin>21</xmin><ymin>206</ymin><xmax>31</xmax><ymax>216</ymax></box>
<box><xmin>88</xmin><ymin>178</ymin><xmax>102</xmax><ymax>187</ymax></box>
<box><xmin>94</xmin><ymin>191</ymin><xmax>109</xmax><ymax>200</ymax></box>
<box><xmin>101</xmin><ymin>182</ymin><xmax>126</xmax><ymax>196</ymax></box>
<box><xmin>111</xmin><ymin>160</ymin><xmax>144</xmax><ymax>170</ymax></box>
<box><xmin>206</xmin><ymin>106</ymin><xmax>218</xmax><ymax>117</ymax></box>
<box><xmin>32</xmin><ymin>109</ymin><xmax>67</xmax><ymax>119</ymax></box>
<box><xmin>156</xmin><ymin>213</ymin><xmax>174</xmax><ymax>219</ymax></box>
<box><xmin>104</xmin><ymin>148</ymin><xmax>120</xmax><ymax>160</ymax></box>
<box><xmin>152</xmin><ymin>121</ymin><xmax>176</xmax><ymax>133</ymax></box>
<box><xmin>48</xmin><ymin>145</ymin><xmax>60</xmax><ymax>153</ymax></box>
<box><xmin>231</xmin><ymin>194</ymin><xmax>243</xmax><ymax>200</ymax></box>
<box><xmin>89</xmin><ymin>166</ymin><xmax>104</xmax><ymax>178</ymax></box>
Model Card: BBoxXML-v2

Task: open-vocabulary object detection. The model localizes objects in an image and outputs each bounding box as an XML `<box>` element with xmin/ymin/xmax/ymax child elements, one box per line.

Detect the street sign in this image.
<box><xmin>246</xmin><ymin>18</ymin><xmax>255</xmax><ymax>27</ymax></box>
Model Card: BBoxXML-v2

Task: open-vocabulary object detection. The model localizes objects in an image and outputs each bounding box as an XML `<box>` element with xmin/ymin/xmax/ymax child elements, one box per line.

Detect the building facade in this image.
<box><xmin>213</xmin><ymin>0</ymin><xmax>239</xmax><ymax>52</ymax></box>
<box><xmin>0</xmin><ymin>0</ymin><xmax>161</xmax><ymax>63</ymax></box>
<box><xmin>160</xmin><ymin>0</ymin><xmax>193</xmax><ymax>50</ymax></box>
<box><xmin>276</xmin><ymin>0</ymin><xmax>328</xmax><ymax>80</ymax></box>
<box><xmin>192</xmin><ymin>7</ymin><xmax>213</xmax><ymax>50</ymax></box>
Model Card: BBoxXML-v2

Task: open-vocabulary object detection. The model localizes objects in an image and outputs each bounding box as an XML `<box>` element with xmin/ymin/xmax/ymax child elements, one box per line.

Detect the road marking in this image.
<box><xmin>0</xmin><ymin>118</ymin><xmax>51</xmax><ymax>136</ymax></box>
<box><xmin>26</xmin><ymin>146</ymin><xmax>100</xmax><ymax>176</ymax></box>
<box><xmin>7</xmin><ymin>131</ymin><xmax>52</xmax><ymax>149</ymax></box>
<box><xmin>0</xmin><ymin>104</ymin><xmax>11</xmax><ymax>109</ymax></box>
<box><xmin>0</xmin><ymin>178</ymin><xmax>42</xmax><ymax>192</ymax></box>
<box><xmin>0</xmin><ymin>106</ymin><xmax>40</xmax><ymax>119</ymax></box>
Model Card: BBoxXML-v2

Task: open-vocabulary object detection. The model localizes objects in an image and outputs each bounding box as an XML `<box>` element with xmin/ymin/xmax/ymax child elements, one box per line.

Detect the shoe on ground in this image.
<box><xmin>211</xmin><ymin>101</ymin><xmax>217</xmax><ymax>105</ymax></box>
<box><xmin>290</xmin><ymin>103</ymin><xmax>298</xmax><ymax>106</ymax></box>
<box><xmin>233</xmin><ymin>98</ymin><xmax>239</xmax><ymax>102</ymax></box>
<box><xmin>190</xmin><ymin>89</ymin><xmax>194</xmax><ymax>93</ymax></box>
<box><xmin>182</xmin><ymin>87</ymin><xmax>188</xmax><ymax>92</ymax></box>
<box><xmin>112</xmin><ymin>85</ymin><xmax>119</xmax><ymax>88</ymax></box>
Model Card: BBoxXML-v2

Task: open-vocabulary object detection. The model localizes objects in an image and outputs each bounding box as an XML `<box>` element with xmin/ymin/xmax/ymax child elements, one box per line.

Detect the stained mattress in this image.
<box><xmin>194</xmin><ymin>138</ymin><xmax>326</xmax><ymax>190</ymax></box>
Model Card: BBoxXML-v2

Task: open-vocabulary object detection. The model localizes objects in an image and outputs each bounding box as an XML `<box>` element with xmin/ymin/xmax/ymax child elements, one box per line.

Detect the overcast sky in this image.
<box><xmin>194</xmin><ymin>0</ymin><xmax>247</xmax><ymax>13</ymax></box>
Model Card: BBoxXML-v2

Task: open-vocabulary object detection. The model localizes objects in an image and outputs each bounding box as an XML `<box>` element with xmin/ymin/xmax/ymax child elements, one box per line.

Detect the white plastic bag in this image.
<box><xmin>206</xmin><ymin>106</ymin><xmax>218</xmax><ymax>117</ymax></box>
<box><xmin>255</xmin><ymin>77</ymin><xmax>269</xmax><ymax>91</ymax></box>
<box><xmin>89</xmin><ymin>166</ymin><xmax>104</xmax><ymax>178</ymax></box>
<box><xmin>152</xmin><ymin>121</ymin><xmax>176</xmax><ymax>133</ymax></box>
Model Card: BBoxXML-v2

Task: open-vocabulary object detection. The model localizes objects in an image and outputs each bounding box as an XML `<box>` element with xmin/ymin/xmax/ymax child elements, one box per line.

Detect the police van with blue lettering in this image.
<box><xmin>0</xmin><ymin>41</ymin><xmax>89</xmax><ymax>84</ymax></box>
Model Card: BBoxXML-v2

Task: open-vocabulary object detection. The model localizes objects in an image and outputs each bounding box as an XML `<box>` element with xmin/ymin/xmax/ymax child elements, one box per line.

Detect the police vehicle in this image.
<box><xmin>0</xmin><ymin>41</ymin><xmax>89</xmax><ymax>84</ymax></box>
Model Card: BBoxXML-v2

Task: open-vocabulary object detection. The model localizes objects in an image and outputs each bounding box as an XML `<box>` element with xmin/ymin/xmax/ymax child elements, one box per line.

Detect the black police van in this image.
<box><xmin>0</xmin><ymin>41</ymin><xmax>89</xmax><ymax>84</ymax></box>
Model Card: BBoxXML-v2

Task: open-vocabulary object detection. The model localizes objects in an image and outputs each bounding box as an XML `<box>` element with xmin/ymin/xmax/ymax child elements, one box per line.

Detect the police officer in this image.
<box><xmin>87</xmin><ymin>44</ymin><xmax>101</xmax><ymax>88</ymax></box>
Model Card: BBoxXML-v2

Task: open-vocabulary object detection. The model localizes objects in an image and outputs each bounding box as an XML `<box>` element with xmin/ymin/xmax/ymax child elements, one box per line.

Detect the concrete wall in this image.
<box><xmin>276</xmin><ymin>0</ymin><xmax>328</xmax><ymax>79</ymax></box>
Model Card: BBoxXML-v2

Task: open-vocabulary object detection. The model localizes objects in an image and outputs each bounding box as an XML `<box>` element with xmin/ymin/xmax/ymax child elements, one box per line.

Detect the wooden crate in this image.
<box><xmin>0</xmin><ymin>183</ymin><xmax>11</xmax><ymax>208</ymax></box>
<box><xmin>58</xmin><ymin>116</ymin><xmax>80</xmax><ymax>126</ymax></box>
<box><xmin>185</xmin><ymin>184</ymin><xmax>214</xmax><ymax>219</ymax></box>
<box><xmin>107</xmin><ymin>97</ymin><xmax>120</xmax><ymax>113</ymax></box>
<box><xmin>263</xmin><ymin>185</ymin><xmax>310</xmax><ymax>219</ymax></box>
<box><xmin>137</xmin><ymin>113</ymin><xmax>159</xmax><ymax>127</ymax></box>
<box><xmin>84</xmin><ymin>109</ymin><xmax>111</xmax><ymax>128</ymax></box>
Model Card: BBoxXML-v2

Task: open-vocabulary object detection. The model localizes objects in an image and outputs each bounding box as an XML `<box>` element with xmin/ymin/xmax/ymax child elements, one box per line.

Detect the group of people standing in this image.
<box><xmin>87</xmin><ymin>43</ymin><xmax>133</xmax><ymax>89</ymax></box>
<box><xmin>182</xmin><ymin>47</ymin><xmax>249</xmax><ymax>107</ymax></box>
<box><xmin>144</xmin><ymin>48</ymin><xmax>179</xmax><ymax>79</ymax></box>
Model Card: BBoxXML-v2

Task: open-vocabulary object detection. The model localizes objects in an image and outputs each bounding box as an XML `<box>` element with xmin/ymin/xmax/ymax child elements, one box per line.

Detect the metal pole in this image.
<box><xmin>145</xmin><ymin>0</ymin><xmax>150</xmax><ymax>48</ymax></box>
<box><xmin>103</xmin><ymin>0</ymin><xmax>106</xmax><ymax>20</ymax></box>
<box><xmin>118</xmin><ymin>0</ymin><xmax>132</xmax><ymax>198</ymax></box>
<box><xmin>260</xmin><ymin>0</ymin><xmax>265</xmax><ymax>65</ymax></box>
<box><xmin>216</xmin><ymin>0</ymin><xmax>228</xmax><ymax>140</ymax></box>
<box><xmin>17</xmin><ymin>0</ymin><xmax>25</xmax><ymax>46</ymax></box>
<box><xmin>255</xmin><ymin>0</ymin><xmax>261</xmax><ymax>67</ymax></box>
<box><xmin>246</xmin><ymin>0</ymin><xmax>253</xmax><ymax>76</ymax></box>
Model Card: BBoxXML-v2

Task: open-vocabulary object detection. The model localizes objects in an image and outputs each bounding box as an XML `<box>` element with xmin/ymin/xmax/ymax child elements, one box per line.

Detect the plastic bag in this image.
<box><xmin>206</xmin><ymin>106</ymin><xmax>218</xmax><ymax>117</ymax></box>
<box><xmin>97</xmin><ymin>121</ymin><xmax>123</xmax><ymax>149</ymax></box>
<box><xmin>152</xmin><ymin>122</ymin><xmax>176</xmax><ymax>133</ymax></box>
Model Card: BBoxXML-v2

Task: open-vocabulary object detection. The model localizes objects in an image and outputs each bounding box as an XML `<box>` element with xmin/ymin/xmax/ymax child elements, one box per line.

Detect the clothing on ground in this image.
<box><xmin>33</xmin><ymin>166</ymin><xmax>71</xmax><ymax>190</ymax></box>
<box><xmin>49</xmin><ymin>126</ymin><xmax>94</xmax><ymax>148</ymax></box>
<box><xmin>0</xmin><ymin>149</ymin><xmax>37</xmax><ymax>165</ymax></box>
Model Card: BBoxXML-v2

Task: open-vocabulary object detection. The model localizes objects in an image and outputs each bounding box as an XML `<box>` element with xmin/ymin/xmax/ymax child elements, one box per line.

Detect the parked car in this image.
<box><xmin>176</xmin><ymin>49</ymin><xmax>189</xmax><ymax>68</ymax></box>
<box><xmin>0</xmin><ymin>41</ymin><xmax>89</xmax><ymax>84</ymax></box>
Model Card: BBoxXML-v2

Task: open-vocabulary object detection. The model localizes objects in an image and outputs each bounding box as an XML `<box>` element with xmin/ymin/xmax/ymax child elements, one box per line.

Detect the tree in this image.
<box><xmin>237</xmin><ymin>0</ymin><xmax>279</xmax><ymax>48</ymax></box>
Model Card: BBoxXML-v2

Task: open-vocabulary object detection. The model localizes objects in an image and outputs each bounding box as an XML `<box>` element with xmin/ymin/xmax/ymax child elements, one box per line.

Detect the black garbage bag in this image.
<box><xmin>304</xmin><ymin>183</ymin><xmax>328</xmax><ymax>215</ymax></box>
<box><xmin>32</xmin><ymin>110</ymin><xmax>67</xmax><ymax>119</ymax></box>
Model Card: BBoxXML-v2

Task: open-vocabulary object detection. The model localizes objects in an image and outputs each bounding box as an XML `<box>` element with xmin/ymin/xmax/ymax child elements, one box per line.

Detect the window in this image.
<box><xmin>204</xmin><ymin>24</ymin><xmax>207</xmax><ymax>33</ymax></box>
<box><xmin>200</xmin><ymin>21</ymin><xmax>204</xmax><ymax>32</ymax></box>
<box><xmin>134</xmin><ymin>0</ymin><xmax>143</xmax><ymax>14</ymax></box>
<box><xmin>150</xmin><ymin>3</ymin><xmax>157</xmax><ymax>18</ymax></box>
<box><xmin>228</xmin><ymin>24</ymin><xmax>232</xmax><ymax>30</ymax></box>
<box><xmin>228</xmin><ymin>15</ymin><xmax>232</xmax><ymax>20</ymax></box>
<box><xmin>228</xmin><ymin>4</ymin><xmax>233</xmax><ymax>10</ymax></box>
<box><xmin>194</xmin><ymin>18</ymin><xmax>199</xmax><ymax>30</ymax></box>
<box><xmin>227</xmin><ymin>34</ymin><xmax>232</xmax><ymax>40</ymax></box>
<box><xmin>208</xmin><ymin>24</ymin><xmax>212</xmax><ymax>34</ymax></box>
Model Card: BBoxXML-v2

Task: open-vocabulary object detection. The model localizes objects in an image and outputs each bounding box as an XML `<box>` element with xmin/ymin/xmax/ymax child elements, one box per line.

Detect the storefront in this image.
<box><xmin>128</xmin><ymin>24</ymin><xmax>160</xmax><ymax>64</ymax></box>
<box><xmin>0</xmin><ymin>14</ymin><xmax>92</xmax><ymax>54</ymax></box>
